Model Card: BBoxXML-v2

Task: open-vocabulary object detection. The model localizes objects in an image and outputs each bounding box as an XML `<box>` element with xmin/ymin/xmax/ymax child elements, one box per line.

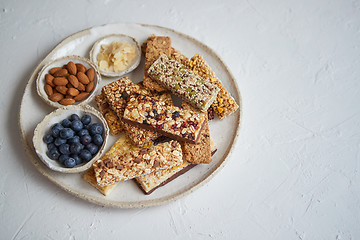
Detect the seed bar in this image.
<box><xmin>187</xmin><ymin>54</ymin><xmax>239</xmax><ymax>119</ymax></box>
<box><xmin>123</xmin><ymin>95</ymin><xmax>206</xmax><ymax>144</ymax></box>
<box><xmin>148</xmin><ymin>54</ymin><xmax>220</xmax><ymax>112</ymax></box>
<box><xmin>93</xmin><ymin>135</ymin><xmax>183</xmax><ymax>186</ymax></box>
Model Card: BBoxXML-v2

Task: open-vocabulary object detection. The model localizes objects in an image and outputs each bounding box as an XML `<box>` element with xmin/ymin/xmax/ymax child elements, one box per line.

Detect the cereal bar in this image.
<box><xmin>95</xmin><ymin>94</ymin><xmax>124</xmax><ymax>135</ymax></box>
<box><xmin>93</xmin><ymin>135</ymin><xmax>183</xmax><ymax>186</ymax></box>
<box><xmin>123</xmin><ymin>95</ymin><xmax>206</xmax><ymax>144</ymax></box>
<box><xmin>83</xmin><ymin>167</ymin><xmax>117</xmax><ymax>196</ymax></box>
<box><xmin>135</xmin><ymin>138</ymin><xmax>218</xmax><ymax>194</ymax></box>
<box><xmin>188</xmin><ymin>54</ymin><xmax>239</xmax><ymax>119</ymax></box>
<box><xmin>142</xmin><ymin>36</ymin><xmax>171</xmax><ymax>92</ymax></box>
<box><xmin>102</xmin><ymin>77</ymin><xmax>160</xmax><ymax>146</ymax></box>
<box><xmin>181</xmin><ymin>102</ymin><xmax>212</xmax><ymax>164</ymax></box>
<box><xmin>148</xmin><ymin>54</ymin><xmax>220</xmax><ymax>112</ymax></box>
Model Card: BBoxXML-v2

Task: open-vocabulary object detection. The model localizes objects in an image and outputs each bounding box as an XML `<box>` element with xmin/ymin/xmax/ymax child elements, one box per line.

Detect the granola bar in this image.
<box><xmin>123</xmin><ymin>95</ymin><xmax>206</xmax><ymax>144</ymax></box>
<box><xmin>102</xmin><ymin>77</ymin><xmax>160</xmax><ymax>146</ymax></box>
<box><xmin>187</xmin><ymin>54</ymin><xmax>239</xmax><ymax>119</ymax></box>
<box><xmin>93</xmin><ymin>135</ymin><xmax>183</xmax><ymax>186</ymax></box>
<box><xmin>148</xmin><ymin>54</ymin><xmax>220</xmax><ymax>112</ymax></box>
<box><xmin>83</xmin><ymin>167</ymin><xmax>117</xmax><ymax>196</ymax></box>
<box><xmin>142</xmin><ymin>36</ymin><xmax>171</xmax><ymax>92</ymax></box>
<box><xmin>181</xmin><ymin>102</ymin><xmax>212</xmax><ymax>164</ymax></box>
<box><xmin>95</xmin><ymin>94</ymin><xmax>124</xmax><ymax>135</ymax></box>
<box><xmin>135</xmin><ymin>138</ymin><xmax>218</xmax><ymax>194</ymax></box>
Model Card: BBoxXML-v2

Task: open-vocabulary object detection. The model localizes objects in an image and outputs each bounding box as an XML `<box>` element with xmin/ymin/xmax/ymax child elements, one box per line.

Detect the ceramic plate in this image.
<box><xmin>19</xmin><ymin>23</ymin><xmax>242</xmax><ymax>208</ymax></box>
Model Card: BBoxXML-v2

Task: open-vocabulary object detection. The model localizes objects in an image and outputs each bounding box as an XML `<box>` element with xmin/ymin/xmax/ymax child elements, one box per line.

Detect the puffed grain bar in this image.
<box><xmin>187</xmin><ymin>54</ymin><xmax>239</xmax><ymax>119</ymax></box>
<box><xmin>123</xmin><ymin>95</ymin><xmax>206</xmax><ymax>144</ymax></box>
<box><xmin>93</xmin><ymin>135</ymin><xmax>183</xmax><ymax>186</ymax></box>
<box><xmin>135</xmin><ymin>138</ymin><xmax>218</xmax><ymax>194</ymax></box>
<box><xmin>148</xmin><ymin>54</ymin><xmax>220</xmax><ymax>112</ymax></box>
<box><xmin>142</xmin><ymin>36</ymin><xmax>171</xmax><ymax>92</ymax></box>
<box><xmin>180</xmin><ymin>102</ymin><xmax>212</xmax><ymax>164</ymax></box>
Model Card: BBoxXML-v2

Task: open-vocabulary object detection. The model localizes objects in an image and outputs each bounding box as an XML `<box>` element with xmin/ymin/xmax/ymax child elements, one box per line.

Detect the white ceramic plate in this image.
<box><xmin>89</xmin><ymin>34</ymin><xmax>141</xmax><ymax>77</ymax></box>
<box><xmin>19</xmin><ymin>23</ymin><xmax>242</xmax><ymax>208</ymax></box>
<box><xmin>36</xmin><ymin>55</ymin><xmax>101</xmax><ymax>108</ymax></box>
<box><xmin>32</xmin><ymin>105</ymin><xmax>109</xmax><ymax>173</ymax></box>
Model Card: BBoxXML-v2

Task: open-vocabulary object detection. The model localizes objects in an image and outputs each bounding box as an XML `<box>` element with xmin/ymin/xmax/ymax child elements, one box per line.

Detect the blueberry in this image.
<box><xmin>43</xmin><ymin>134</ymin><xmax>54</xmax><ymax>144</ymax></box>
<box><xmin>61</xmin><ymin>118</ymin><xmax>72</xmax><ymax>128</ymax></box>
<box><xmin>92</xmin><ymin>134</ymin><xmax>103</xmax><ymax>146</ymax></box>
<box><xmin>88</xmin><ymin>123</ymin><xmax>104</xmax><ymax>135</ymax></box>
<box><xmin>59</xmin><ymin>128</ymin><xmax>75</xmax><ymax>139</ymax></box>
<box><xmin>51</xmin><ymin>123</ymin><xmax>64</xmax><ymax>138</ymax></box>
<box><xmin>81</xmin><ymin>114</ymin><xmax>92</xmax><ymax>125</ymax></box>
<box><xmin>77</xmin><ymin>129</ymin><xmax>89</xmax><ymax>137</ymax></box>
<box><xmin>58</xmin><ymin>154</ymin><xmax>70</xmax><ymax>164</ymax></box>
<box><xmin>79</xmin><ymin>149</ymin><xmax>92</xmax><ymax>162</ymax></box>
<box><xmin>80</xmin><ymin>134</ymin><xmax>92</xmax><ymax>145</ymax></box>
<box><xmin>86</xmin><ymin>143</ymin><xmax>99</xmax><ymax>155</ymax></box>
<box><xmin>59</xmin><ymin>143</ymin><xmax>70</xmax><ymax>155</ymax></box>
<box><xmin>71</xmin><ymin>154</ymin><xmax>83</xmax><ymax>165</ymax></box>
<box><xmin>64</xmin><ymin>158</ymin><xmax>76</xmax><ymax>168</ymax></box>
<box><xmin>54</xmin><ymin>137</ymin><xmax>67</xmax><ymax>146</ymax></box>
<box><xmin>71</xmin><ymin>120</ymin><xmax>83</xmax><ymax>132</ymax></box>
<box><xmin>68</xmin><ymin>136</ymin><xmax>80</xmax><ymax>144</ymax></box>
<box><xmin>47</xmin><ymin>148</ymin><xmax>60</xmax><ymax>160</ymax></box>
<box><xmin>70</xmin><ymin>142</ymin><xmax>83</xmax><ymax>154</ymax></box>
<box><xmin>70</xmin><ymin>114</ymin><xmax>80</xmax><ymax>121</ymax></box>
<box><xmin>47</xmin><ymin>143</ymin><xmax>56</xmax><ymax>150</ymax></box>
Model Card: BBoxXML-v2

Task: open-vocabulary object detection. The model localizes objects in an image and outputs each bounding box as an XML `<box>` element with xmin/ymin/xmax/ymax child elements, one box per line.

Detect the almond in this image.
<box><xmin>44</xmin><ymin>84</ymin><xmax>53</xmax><ymax>96</ymax></box>
<box><xmin>76</xmin><ymin>63</ymin><xmax>86</xmax><ymax>73</ymax></box>
<box><xmin>59</xmin><ymin>98</ymin><xmax>75</xmax><ymax>105</ymax></box>
<box><xmin>53</xmin><ymin>68</ymin><xmax>68</xmax><ymax>77</ymax></box>
<box><xmin>86</xmin><ymin>68</ymin><xmax>95</xmax><ymax>82</ymax></box>
<box><xmin>66</xmin><ymin>61</ymin><xmax>77</xmax><ymax>75</ymax></box>
<box><xmin>49</xmin><ymin>93</ymin><xmax>64</xmax><ymax>102</ymax></box>
<box><xmin>77</xmin><ymin>82</ymin><xmax>85</xmax><ymax>91</ymax></box>
<box><xmin>45</xmin><ymin>74</ymin><xmax>55</xmax><ymax>87</ymax></box>
<box><xmin>53</xmin><ymin>77</ymin><xmax>68</xmax><ymax>86</ymax></box>
<box><xmin>67</xmin><ymin>75</ymin><xmax>79</xmax><ymax>88</ymax></box>
<box><xmin>49</xmin><ymin>67</ymin><xmax>62</xmax><ymax>75</ymax></box>
<box><xmin>67</xmin><ymin>88</ymin><xmax>79</xmax><ymax>96</ymax></box>
<box><xmin>85</xmin><ymin>81</ymin><xmax>94</xmax><ymax>93</ymax></box>
<box><xmin>74</xmin><ymin>92</ymin><xmax>89</xmax><ymax>101</ymax></box>
<box><xmin>77</xmin><ymin>72</ymin><xmax>90</xmax><ymax>85</ymax></box>
<box><xmin>55</xmin><ymin>86</ymin><xmax>68</xmax><ymax>95</ymax></box>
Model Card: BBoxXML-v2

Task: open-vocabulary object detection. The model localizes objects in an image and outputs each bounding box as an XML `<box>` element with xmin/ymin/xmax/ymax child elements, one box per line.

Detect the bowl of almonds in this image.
<box><xmin>36</xmin><ymin>55</ymin><xmax>101</xmax><ymax>108</ymax></box>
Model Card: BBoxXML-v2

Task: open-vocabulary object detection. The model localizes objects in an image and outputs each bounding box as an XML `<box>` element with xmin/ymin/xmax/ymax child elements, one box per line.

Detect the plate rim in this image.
<box><xmin>18</xmin><ymin>23</ymin><xmax>243</xmax><ymax>208</ymax></box>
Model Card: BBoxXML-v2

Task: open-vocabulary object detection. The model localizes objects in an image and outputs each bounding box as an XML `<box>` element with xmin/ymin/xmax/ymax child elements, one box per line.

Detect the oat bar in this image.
<box><xmin>181</xmin><ymin>102</ymin><xmax>212</xmax><ymax>164</ymax></box>
<box><xmin>135</xmin><ymin>138</ymin><xmax>218</xmax><ymax>194</ymax></box>
<box><xmin>93</xmin><ymin>135</ymin><xmax>183</xmax><ymax>186</ymax></box>
<box><xmin>142</xmin><ymin>36</ymin><xmax>171</xmax><ymax>92</ymax></box>
<box><xmin>148</xmin><ymin>54</ymin><xmax>220</xmax><ymax>112</ymax></box>
<box><xmin>123</xmin><ymin>95</ymin><xmax>206</xmax><ymax>144</ymax></box>
<box><xmin>95</xmin><ymin>94</ymin><xmax>124</xmax><ymax>135</ymax></box>
<box><xmin>188</xmin><ymin>54</ymin><xmax>239</xmax><ymax>119</ymax></box>
<box><xmin>83</xmin><ymin>167</ymin><xmax>117</xmax><ymax>196</ymax></box>
<box><xmin>102</xmin><ymin>77</ymin><xmax>160</xmax><ymax>146</ymax></box>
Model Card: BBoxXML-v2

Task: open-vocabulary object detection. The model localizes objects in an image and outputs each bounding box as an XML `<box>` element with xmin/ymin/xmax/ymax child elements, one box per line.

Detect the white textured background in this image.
<box><xmin>1</xmin><ymin>0</ymin><xmax>360</xmax><ymax>239</ymax></box>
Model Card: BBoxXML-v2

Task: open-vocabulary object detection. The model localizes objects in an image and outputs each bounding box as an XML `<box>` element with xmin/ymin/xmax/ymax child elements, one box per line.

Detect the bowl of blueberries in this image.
<box><xmin>33</xmin><ymin>105</ymin><xmax>109</xmax><ymax>173</ymax></box>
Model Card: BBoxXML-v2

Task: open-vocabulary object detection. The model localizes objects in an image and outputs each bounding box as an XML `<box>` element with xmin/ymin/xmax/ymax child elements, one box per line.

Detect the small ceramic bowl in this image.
<box><xmin>33</xmin><ymin>105</ymin><xmax>109</xmax><ymax>173</ymax></box>
<box><xmin>90</xmin><ymin>34</ymin><xmax>141</xmax><ymax>77</ymax></box>
<box><xmin>36</xmin><ymin>55</ymin><xmax>101</xmax><ymax>108</ymax></box>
